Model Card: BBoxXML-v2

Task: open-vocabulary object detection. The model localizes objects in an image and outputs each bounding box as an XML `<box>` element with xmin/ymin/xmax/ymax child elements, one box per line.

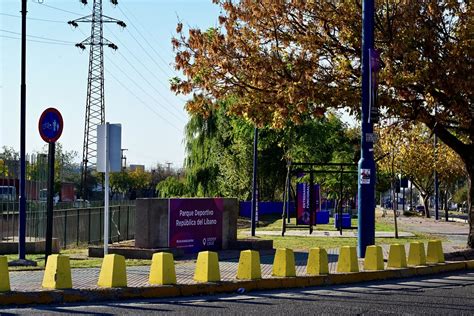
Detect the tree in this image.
<box><xmin>184</xmin><ymin>104</ymin><xmax>358</xmax><ymax>201</ymax></box>
<box><xmin>377</xmin><ymin>123</ymin><xmax>466</xmax><ymax>217</ymax></box>
<box><xmin>156</xmin><ymin>176</ymin><xmax>187</xmax><ymax>198</ymax></box>
<box><xmin>109</xmin><ymin>171</ymin><xmax>131</xmax><ymax>198</ymax></box>
<box><xmin>172</xmin><ymin>1</ymin><xmax>474</xmax><ymax>246</ymax></box>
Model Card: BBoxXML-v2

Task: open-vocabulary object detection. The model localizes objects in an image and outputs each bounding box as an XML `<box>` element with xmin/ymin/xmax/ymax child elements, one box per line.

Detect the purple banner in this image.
<box><xmin>296</xmin><ymin>180</ymin><xmax>320</xmax><ymax>225</ymax></box>
<box><xmin>169</xmin><ymin>198</ymin><xmax>223</xmax><ymax>253</ymax></box>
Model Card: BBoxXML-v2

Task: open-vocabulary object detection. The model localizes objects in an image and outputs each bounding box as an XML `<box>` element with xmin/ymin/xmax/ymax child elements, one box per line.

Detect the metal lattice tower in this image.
<box><xmin>68</xmin><ymin>0</ymin><xmax>125</xmax><ymax>199</ymax></box>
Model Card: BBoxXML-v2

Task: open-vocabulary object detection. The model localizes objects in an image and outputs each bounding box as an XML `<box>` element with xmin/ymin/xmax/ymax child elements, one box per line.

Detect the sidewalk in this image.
<box><xmin>5</xmin><ymin>215</ymin><xmax>472</xmax><ymax>293</ymax></box>
<box><xmin>6</xmin><ymin>243</ymin><xmax>448</xmax><ymax>292</ymax></box>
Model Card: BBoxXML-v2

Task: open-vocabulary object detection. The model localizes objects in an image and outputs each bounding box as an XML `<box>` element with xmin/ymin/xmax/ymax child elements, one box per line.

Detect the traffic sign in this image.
<box><xmin>38</xmin><ymin>108</ymin><xmax>63</xmax><ymax>143</ymax></box>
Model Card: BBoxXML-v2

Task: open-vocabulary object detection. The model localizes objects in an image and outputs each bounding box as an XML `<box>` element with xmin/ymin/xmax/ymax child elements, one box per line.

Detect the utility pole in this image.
<box><xmin>68</xmin><ymin>0</ymin><xmax>126</xmax><ymax>200</ymax></box>
<box><xmin>357</xmin><ymin>0</ymin><xmax>377</xmax><ymax>257</ymax></box>
<box><xmin>251</xmin><ymin>127</ymin><xmax>258</xmax><ymax>237</ymax></box>
<box><xmin>434</xmin><ymin>134</ymin><xmax>439</xmax><ymax>220</ymax></box>
<box><xmin>165</xmin><ymin>162</ymin><xmax>173</xmax><ymax>173</ymax></box>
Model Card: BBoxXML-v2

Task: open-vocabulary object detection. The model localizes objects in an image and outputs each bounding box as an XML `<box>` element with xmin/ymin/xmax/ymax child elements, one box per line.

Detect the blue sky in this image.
<box><xmin>1</xmin><ymin>0</ymin><xmax>222</xmax><ymax>169</ymax></box>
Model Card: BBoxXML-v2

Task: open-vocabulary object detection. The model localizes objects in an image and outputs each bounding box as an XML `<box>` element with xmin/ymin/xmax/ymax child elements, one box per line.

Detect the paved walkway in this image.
<box><xmin>7</xmin><ymin>243</ymin><xmax>446</xmax><ymax>292</ymax></box>
<box><xmin>243</xmin><ymin>230</ymin><xmax>415</xmax><ymax>238</ymax></box>
<box><xmin>6</xmin><ymin>214</ymin><xmax>471</xmax><ymax>293</ymax></box>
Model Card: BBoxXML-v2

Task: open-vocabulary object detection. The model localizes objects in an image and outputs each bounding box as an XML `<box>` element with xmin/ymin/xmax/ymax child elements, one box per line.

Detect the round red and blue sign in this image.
<box><xmin>38</xmin><ymin>107</ymin><xmax>63</xmax><ymax>143</ymax></box>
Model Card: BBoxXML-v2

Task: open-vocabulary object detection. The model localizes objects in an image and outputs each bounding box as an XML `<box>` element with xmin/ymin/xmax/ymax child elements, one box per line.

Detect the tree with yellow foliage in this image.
<box><xmin>171</xmin><ymin>1</ymin><xmax>474</xmax><ymax>246</ymax></box>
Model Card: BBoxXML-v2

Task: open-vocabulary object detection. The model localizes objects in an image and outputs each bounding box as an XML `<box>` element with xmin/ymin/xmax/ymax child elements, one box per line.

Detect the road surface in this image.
<box><xmin>3</xmin><ymin>270</ymin><xmax>474</xmax><ymax>315</ymax></box>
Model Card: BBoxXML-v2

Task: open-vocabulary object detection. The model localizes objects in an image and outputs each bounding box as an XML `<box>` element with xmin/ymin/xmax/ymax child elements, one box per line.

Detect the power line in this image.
<box><xmin>32</xmin><ymin>1</ymin><xmax>83</xmax><ymax>16</ymax></box>
<box><xmin>106</xmin><ymin>55</ymin><xmax>186</xmax><ymax>124</ymax></box>
<box><xmin>0</xmin><ymin>35</ymin><xmax>71</xmax><ymax>46</ymax></box>
<box><xmin>115</xmin><ymin>50</ymin><xmax>187</xmax><ymax>123</ymax></box>
<box><xmin>0</xmin><ymin>29</ymin><xmax>75</xmax><ymax>44</ymax></box>
<box><xmin>117</xmin><ymin>4</ymin><xmax>177</xmax><ymax>76</ymax></box>
<box><xmin>105</xmin><ymin>68</ymin><xmax>183</xmax><ymax>132</ymax></box>
<box><xmin>105</xmin><ymin>26</ymin><xmax>186</xmax><ymax>119</ymax></box>
<box><xmin>0</xmin><ymin>12</ymin><xmax>64</xmax><ymax>23</ymax></box>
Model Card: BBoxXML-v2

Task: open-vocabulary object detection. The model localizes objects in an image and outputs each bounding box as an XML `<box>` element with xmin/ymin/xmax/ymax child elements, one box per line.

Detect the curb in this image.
<box><xmin>1</xmin><ymin>260</ymin><xmax>473</xmax><ymax>306</ymax></box>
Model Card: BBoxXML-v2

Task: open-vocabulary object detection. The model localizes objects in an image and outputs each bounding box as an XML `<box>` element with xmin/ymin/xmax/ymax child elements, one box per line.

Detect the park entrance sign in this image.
<box><xmin>169</xmin><ymin>198</ymin><xmax>223</xmax><ymax>253</ymax></box>
<box><xmin>134</xmin><ymin>198</ymin><xmax>237</xmax><ymax>254</ymax></box>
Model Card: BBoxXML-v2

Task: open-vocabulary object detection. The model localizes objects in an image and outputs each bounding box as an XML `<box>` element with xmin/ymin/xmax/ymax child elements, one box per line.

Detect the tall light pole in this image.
<box><xmin>10</xmin><ymin>0</ymin><xmax>36</xmax><ymax>267</ymax></box>
<box><xmin>434</xmin><ymin>134</ymin><xmax>439</xmax><ymax>220</ymax></box>
<box><xmin>18</xmin><ymin>0</ymin><xmax>28</xmax><ymax>262</ymax></box>
<box><xmin>250</xmin><ymin>127</ymin><xmax>258</xmax><ymax>236</ymax></box>
<box><xmin>357</xmin><ymin>0</ymin><xmax>376</xmax><ymax>257</ymax></box>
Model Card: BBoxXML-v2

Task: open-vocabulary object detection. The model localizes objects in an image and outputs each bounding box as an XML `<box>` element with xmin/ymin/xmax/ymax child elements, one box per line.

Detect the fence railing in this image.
<box><xmin>1</xmin><ymin>201</ymin><xmax>135</xmax><ymax>249</ymax></box>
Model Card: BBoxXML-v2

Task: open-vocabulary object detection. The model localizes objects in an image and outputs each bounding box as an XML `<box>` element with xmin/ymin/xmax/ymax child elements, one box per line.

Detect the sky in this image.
<box><xmin>1</xmin><ymin>0</ymin><xmax>222</xmax><ymax>169</ymax></box>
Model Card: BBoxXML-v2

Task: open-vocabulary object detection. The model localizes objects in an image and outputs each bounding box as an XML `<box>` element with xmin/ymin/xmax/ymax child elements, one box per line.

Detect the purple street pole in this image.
<box><xmin>357</xmin><ymin>0</ymin><xmax>376</xmax><ymax>258</ymax></box>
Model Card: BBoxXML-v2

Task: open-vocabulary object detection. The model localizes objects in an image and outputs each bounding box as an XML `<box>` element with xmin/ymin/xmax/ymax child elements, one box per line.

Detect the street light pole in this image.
<box><xmin>434</xmin><ymin>134</ymin><xmax>439</xmax><ymax>220</ymax></box>
<box><xmin>10</xmin><ymin>0</ymin><xmax>36</xmax><ymax>267</ymax></box>
<box><xmin>251</xmin><ymin>127</ymin><xmax>258</xmax><ymax>237</ymax></box>
<box><xmin>357</xmin><ymin>0</ymin><xmax>376</xmax><ymax>258</ymax></box>
<box><xmin>19</xmin><ymin>0</ymin><xmax>27</xmax><ymax>261</ymax></box>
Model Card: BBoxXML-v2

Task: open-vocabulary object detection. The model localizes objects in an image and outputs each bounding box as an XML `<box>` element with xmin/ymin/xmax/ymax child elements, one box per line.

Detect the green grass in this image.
<box><xmin>246</xmin><ymin>214</ymin><xmax>396</xmax><ymax>233</ymax></box>
<box><xmin>5</xmin><ymin>250</ymin><xmax>151</xmax><ymax>271</ymax></box>
<box><xmin>240</xmin><ymin>233</ymin><xmax>440</xmax><ymax>251</ymax></box>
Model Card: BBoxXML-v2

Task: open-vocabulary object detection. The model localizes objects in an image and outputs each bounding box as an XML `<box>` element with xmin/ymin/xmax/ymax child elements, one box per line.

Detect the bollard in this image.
<box><xmin>237</xmin><ymin>250</ymin><xmax>261</xmax><ymax>280</ymax></box>
<box><xmin>42</xmin><ymin>254</ymin><xmax>72</xmax><ymax>289</ymax></box>
<box><xmin>408</xmin><ymin>242</ymin><xmax>426</xmax><ymax>266</ymax></box>
<box><xmin>387</xmin><ymin>244</ymin><xmax>407</xmax><ymax>268</ymax></box>
<box><xmin>337</xmin><ymin>246</ymin><xmax>359</xmax><ymax>273</ymax></box>
<box><xmin>0</xmin><ymin>256</ymin><xmax>10</xmax><ymax>292</ymax></box>
<box><xmin>306</xmin><ymin>248</ymin><xmax>329</xmax><ymax>275</ymax></box>
<box><xmin>149</xmin><ymin>252</ymin><xmax>176</xmax><ymax>285</ymax></box>
<box><xmin>194</xmin><ymin>251</ymin><xmax>220</xmax><ymax>283</ymax></box>
<box><xmin>98</xmin><ymin>254</ymin><xmax>127</xmax><ymax>288</ymax></box>
<box><xmin>364</xmin><ymin>245</ymin><xmax>384</xmax><ymax>271</ymax></box>
<box><xmin>426</xmin><ymin>240</ymin><xmax>445</xmax><ymax>264</ymax></box>
<box><xmin>272</xmin><ymin>248</ymin><xmax>296</xmax><ymax>277</ymax></box>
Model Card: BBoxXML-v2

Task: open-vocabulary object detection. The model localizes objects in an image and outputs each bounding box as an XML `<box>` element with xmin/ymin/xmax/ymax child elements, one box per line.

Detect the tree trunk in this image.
<box><xmin>467</xmin><ymin>164</ymin><xmax>474</xmax><ymax>248</ymax></box>
<box><xmin>423</xmin><ymin>195</ymin><xmax>430</xmax><ymax>218</ymax></box>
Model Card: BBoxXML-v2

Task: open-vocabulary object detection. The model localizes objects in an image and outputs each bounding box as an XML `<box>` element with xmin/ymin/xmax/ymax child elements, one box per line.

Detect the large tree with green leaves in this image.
<box><xmin>172</xmin><ymin>1</ymin><xmax>474</xmax><ymax>246</ymax></box>
<box><xmin>184</xmin><ymin>104</ymin><xmax>358</xmax><ymax>201</ymax></box>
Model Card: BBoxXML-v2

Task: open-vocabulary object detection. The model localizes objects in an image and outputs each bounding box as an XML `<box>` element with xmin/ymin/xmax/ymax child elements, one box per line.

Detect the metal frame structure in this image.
<box><xmin>281</xmin><ymin>161</ymin><xmax>358</xmax><ymax>237</ymax></box>
<box><xmin>68</xmin><ymin>0</ymin><xmax>125</xmax><ymax>199</ymax></box>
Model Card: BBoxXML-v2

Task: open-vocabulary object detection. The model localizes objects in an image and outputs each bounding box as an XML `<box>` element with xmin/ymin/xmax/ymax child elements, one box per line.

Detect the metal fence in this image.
<box><xmin>0</xmin><ymin>201</ymin><xmax>135</xmax><ymax>248</ymax></box>
<box><xmin>1</xmin><ymin>153</ymin><xmax>136</xmax><ymax>249</ymax></box>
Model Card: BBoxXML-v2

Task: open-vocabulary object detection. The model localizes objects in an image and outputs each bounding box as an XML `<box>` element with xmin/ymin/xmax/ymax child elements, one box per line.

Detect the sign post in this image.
<box><xmin>38</xmin><ymin>107</ymin><xmax>64</xmax><ymax>262</ymax></box>
<box><xmin>97</xmin><ymin>123</ymin><xmax>121</xmax><ymax>256</ymax></box>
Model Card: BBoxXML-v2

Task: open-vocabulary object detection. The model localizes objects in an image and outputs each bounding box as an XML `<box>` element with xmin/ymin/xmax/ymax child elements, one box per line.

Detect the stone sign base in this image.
<box><xmin>0</xmin><ymin>237</ymin><xmax>59</xmax><ymax>254</ymax></box>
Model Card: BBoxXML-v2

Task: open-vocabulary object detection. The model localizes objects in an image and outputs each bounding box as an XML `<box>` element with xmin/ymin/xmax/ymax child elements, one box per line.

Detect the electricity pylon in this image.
<box><xmin>68</xmin><ymin>0</ymin><xmax>125</xmax><ymax>199</ymax></box>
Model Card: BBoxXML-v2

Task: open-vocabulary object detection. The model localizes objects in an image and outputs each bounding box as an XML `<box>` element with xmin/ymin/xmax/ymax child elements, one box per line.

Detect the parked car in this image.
<box><xmin>415</xmin><ymin>205</ymin><xmax>425</xmax><ymax>213</ymax></box>
<box><xmin>0</xmin><ymin>186</ymin><xmax>16</xmax><ymax>201</ymax></box>
<box><xmin>73</xmin><ymin>199</ymin><xmax>90</xmax><ymax>208</ymax></box>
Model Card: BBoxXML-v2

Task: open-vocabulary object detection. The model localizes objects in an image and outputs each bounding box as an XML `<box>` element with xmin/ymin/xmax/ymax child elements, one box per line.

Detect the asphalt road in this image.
<box><xmin>2</xmin><ymin>271</ymin><xmax>474</xmax><ymax>315</ymax></box>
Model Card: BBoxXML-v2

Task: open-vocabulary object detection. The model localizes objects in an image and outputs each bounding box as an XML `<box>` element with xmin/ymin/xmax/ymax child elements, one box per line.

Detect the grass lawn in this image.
<box><xmin>237</xmin><ymin>233</ymin><xmax>442</xmax><ymax>251</ymax></box>
<box><xmin>5</xmin><ymin>248</ymin><xmax>151</xmax><ymax>271</ymax></box>
<box><xmin>248</xmin><ymin>214</ymin><xmax>395</xmax><ymax>232</ymax></box>
<box><xmin>237</xmin><ymin>213</ymin><xmax>444</xmax><ymax>251</ymax></box>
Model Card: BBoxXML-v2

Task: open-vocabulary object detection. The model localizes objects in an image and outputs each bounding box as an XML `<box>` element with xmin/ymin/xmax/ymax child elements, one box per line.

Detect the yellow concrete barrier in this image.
<box><xmin>194</xmin><ymin>251</ymin><xmax>220</xmax><ymax>283</ymax></box>
<box><xmin>273</xmin><ymin>248</ymin><xmax>296</xmax><ymax>277</ymax></box>
<box><xmin>149</xmin><ymin>252</ymin><xmax>176</xmax><ymax>285</ymax></box>
<box><xmin>408</xmin><ymin>242</ymin><xmax>426</xmax><ymax>266</ymax></box>
<box><xmin>337</xmin><ymin>246</ymin><xmax>359</xmax><ymax>273</ymax></box>
<box><xmin>237</xmin><ymin>250</ymin><xmax>261</xmax><ymax>280</ymax></box>
<box><xmin>97</xmin><ymin>254</ymin><xmax>127</xmax><ymax>288</ymax></box>
<box><xmin>0</xmin><ymin>256</ymin><xmax>10</xmax><ymax>292</ymax></box>
<box><xmin>426</xmin><ymin>240</ymin><xmax>445</xmax><ymax>264</ymax></box>
<box><xmin>364</xmin><ymin>245</ymin><xmax>384</xmax><ymax>271</ymax></box>
<box><xmin>387</xmin><ymin>244</ymin><xmax>407</xmax><ymax>268</ymax></box>
<box><xmin>306</xmin><ymin>248</ymin><xmax>328</xmax><ymax>275</ymax></box>
<box><xmin>42</xmin><ymin>255</ymin><xmax>72</xmax><ymax>289</ymax></box>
